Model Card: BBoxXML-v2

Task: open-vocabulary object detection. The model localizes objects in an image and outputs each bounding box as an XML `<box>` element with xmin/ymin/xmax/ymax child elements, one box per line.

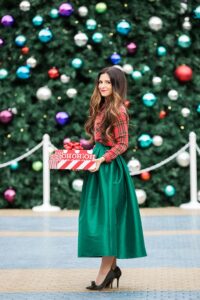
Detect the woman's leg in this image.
<box><xmin>95</xmin><ymin>256</ymin><xmax>115</xmax><ymax>285</ymax></box>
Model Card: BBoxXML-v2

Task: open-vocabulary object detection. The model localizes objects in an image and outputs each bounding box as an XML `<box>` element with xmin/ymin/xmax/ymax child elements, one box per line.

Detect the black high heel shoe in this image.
<box><xmin>106</xmin><ymin>266</ymin><xmax>122</xmax><ymax>288</ymax></box>
<box><xmin>86</xmin><ymin>268</ymin><xmax>115</xmax><ymax>290</ymax></box>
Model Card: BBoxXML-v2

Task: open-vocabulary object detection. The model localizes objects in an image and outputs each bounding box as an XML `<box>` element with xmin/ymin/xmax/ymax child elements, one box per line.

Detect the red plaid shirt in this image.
<box><xmin>94</xmin><ymin>105</ymin><xmax>129</xmax><ymax>163</ymax></box>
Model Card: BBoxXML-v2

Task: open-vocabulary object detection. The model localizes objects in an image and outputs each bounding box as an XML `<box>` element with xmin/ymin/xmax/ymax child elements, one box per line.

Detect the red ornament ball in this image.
<box><xmin>21</xmin><ymin>47</ymin><xmax>29</xmax><ymax>55</ymax></box>
<box><xmin>174</xmin><ymin>65</ymin><xmax>193</xmax><ymax>82</ymax></box>
<box><xmin>140</xmin><ymin>172</ymin><xmax>151</xmax><ymax>181</ymax></box>
<box><xmin>159</xmin><ymin>110</ymin><xmax>167</xmax><ymax>119</ymax></box>
<box><xmin>48</xmin><ymin>67</ymin><xmax>59</xmax><ymax>79</ymax></box>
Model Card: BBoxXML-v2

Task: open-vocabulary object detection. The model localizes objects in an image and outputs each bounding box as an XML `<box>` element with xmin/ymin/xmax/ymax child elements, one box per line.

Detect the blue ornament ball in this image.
<box><xmin>86</xmin><ymin>19</ymin><xmax>97</xmax><ymax>30</ymax></box>
<box><xmin>164</xmin><ymin>185</ymin><xmax>176</xmax><ymax>197</ymax></box>
<box><xmin>116</xmin><ymin>20</ymin><xmax>131</xmax><ymax>35</ymax></box>
<box><xmin>49</xmin><ymin>8</ymin><xmax>59</xmax><ymax>19</ymax></box>
<box><xmin>157</xmin><ymin>46</ymin><xmax>167</xmax><ymax>56</ymax></box>
<box><xmin>38</xmin><ymin>28</ymin><xmax>53</xmax><ymax>43</ymax></box>
<box><xmin>193</xmin><ymin>5</ymin><xmax>200</xmax><ymax>19</ymax></box>
<box><xmin>138</xmin><ymin>134</ymin><xmax>152</xmax><ymax>148</ymax></box>
<box><xmin>0</xmin><ymin>68</ymin><xmax>8</xmax><ymax>80</ymax></box>
<box><xmin>56</xmin><ymin>112</ymin><xmax>70</xmax><ymax>126</ymax></box>
<box><xmin>16</xmin><ymin>66</ymin><xmax>30</xmax><ymax>79</ymax></box>
<box><xmin>10</xmin><ymin>161</ymin><xmax>19</xmax><ymax>170</ymax></box>
<box><xmin>71</xmin><ymin>58</ymin><xmax>83</xmax><ymax>69</ymax></box>
<box><xmin>15</xmin><ymin>35</ymin><xmax>26</xmax><ymax>47</ymax></box>
<box><xmin>177</xmin><ymin>34</ymin><xmax>191</xmax><ymax>48</ymax></box>
<box><xmin>92</xmin><ymin>32</ymin><xmax>103</xmax><ymax>43</ymax></box>
<box><xmin>32</xmin><ymin>15</ymin><xmax>43</xmax><ymax>26</ymax></box>
<box><xmin>196</xmin><ymin>104</ymin><xmax>200</xmax><ymax>113</ymax></box>
<box><xmin>142</xmin><ymin>93</ymin><xmax>157</xmax><ymax>107</ymax></box>
<box><xmin>110</xmin><ymin>53</ymin><xmax>121</xmax><ymax>64</ymax></box>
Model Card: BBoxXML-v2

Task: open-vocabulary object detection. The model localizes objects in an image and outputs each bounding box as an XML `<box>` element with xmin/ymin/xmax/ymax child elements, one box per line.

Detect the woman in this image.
<box><xmin>78</xmin><ymin>66</ymin><xmax>147</xmax><ymax>290</ymax></box>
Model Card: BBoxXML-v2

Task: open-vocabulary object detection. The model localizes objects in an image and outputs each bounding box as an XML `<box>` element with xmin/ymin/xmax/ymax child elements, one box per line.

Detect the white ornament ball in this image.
<box><xmin>74</xmin><ymin>32</ymin><xmax>88</xmax><ymax>47</ymax></box>
<box><xmin>179</xmin><ymin>3</ymin><xmax>188</xmax><ymax>14</ymax></box>
<box><xmin>181</xmin><ymin>107</ymin><xmax>190</xmax><ymax>118</ymax></box>
<box><xmin>60</xmin><ymin>74</ymin><xmax>70</xmax><ymax>83</ymax></box>
<box><xmin>19</xmin><ymin>0</ymin><xmax>31</xmax><ymax>11</ymax></box>
<box><xmin>11</xmin><ymin>107</ymin><xmax>18</xmax><ymax>114</ymax></box>
<box><xmin>66</xmin><ymin>88</ymin><xmax>77</xmax><ymax>98</ymax></box>
<box><xmin>152</xmin><ymin>135</ymin><xmax>163</xmax><ymax>147</ymax></box>
<box><xmin>122</xmin><ymin>64</ymin><xmax>133</xmax><ymax>74</ymax></box>
<box><xmin>78</xmin><ymin>6</ymin><xmax>88</xmax><ymax>17</ymax></box>
<box><xmin>127</xmin><ymin>158</ymin><xmax>141</xmax><ymax>175</ymax></box>
<box><xmin>168</xmin><ymin>89</ymin><xmax>179</xmax><ymax>101</ymax></box>
<box><xmin>182</xmin><ymin>17</ymin><xmax>192</xmax><ymax>31</ymax></box>
<box><xmin>136</xmin><ymin>189</ymin><xmax>147</xmax><ymax>205</ymax></box>
<box><xmin>36</xmin><ymin>86</ymin><xmax>52</xmax><ymax>101</ymax></box>
<box><xmin>26</xmin><ymin>57</ymin><xmax>37</xmax><ymax>68</ymax></box>
<box><xmin>72</xmin><ymin>179</ymin><xmax>83</xmax><ymax>192</ymax></box>
<box><xmin>148</xmin><ymin>16</ymin><xmax>163</xmax><ymax>31</ymax></box>
<box><xmin>152</xmin><ymin>76</ymin><xmax>162</xmax><ymax>86</ymax></box>
<box><xmin>176</xmin><ymin>151</ymin><xmax>190</xmax><ymax>167</ymax></box>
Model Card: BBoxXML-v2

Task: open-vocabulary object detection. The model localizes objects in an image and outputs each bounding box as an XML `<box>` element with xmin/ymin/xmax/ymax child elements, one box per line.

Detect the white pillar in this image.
<box><xmin>180</xmin><ymin>132</ymin><xmax>200</xmax><ymax>209</ymax></box>
<box><xmin>32</xmin><ymin>134</ymin><xmax>61</xmax><ymax>212</ymax></box>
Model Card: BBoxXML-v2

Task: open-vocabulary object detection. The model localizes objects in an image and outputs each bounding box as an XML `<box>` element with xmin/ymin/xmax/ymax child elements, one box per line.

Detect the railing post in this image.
<box><xmin>180</xmin><ymin>132</ymin><xmax>200</xmax><ymax>209</ymax></box>
<box><xmin>32</xmin><ymin>134</ymin><xmax>61</xmax><ymax>212</ymax></box>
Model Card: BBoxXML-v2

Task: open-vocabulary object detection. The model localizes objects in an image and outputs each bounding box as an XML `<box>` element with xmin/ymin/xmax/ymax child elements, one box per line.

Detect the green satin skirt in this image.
<box><xmin>78</xmin><ymin>142</ymin><xmax>147</xmax><ymax>259</ymax></box>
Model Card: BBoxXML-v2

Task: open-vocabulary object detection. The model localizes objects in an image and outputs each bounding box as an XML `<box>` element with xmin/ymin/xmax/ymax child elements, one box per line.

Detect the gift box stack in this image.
<box><xmin>49</xmin><ymin>141</ymin><xmax>96</xmax><ymax>170</ymax></box>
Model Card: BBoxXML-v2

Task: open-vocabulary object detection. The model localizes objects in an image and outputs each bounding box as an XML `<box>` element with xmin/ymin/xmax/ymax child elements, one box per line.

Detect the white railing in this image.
<box><xmin>0</xmin><ymin>132</ymin><xmax>199</xmax><ymax>211</ymax></box>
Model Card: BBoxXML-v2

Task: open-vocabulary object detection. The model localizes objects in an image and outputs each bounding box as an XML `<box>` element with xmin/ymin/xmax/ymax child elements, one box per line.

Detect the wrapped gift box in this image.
<box><xmin>49</xmin><ymin>149</ymin><xmax>96</xmax><ymax>170</ymax></box>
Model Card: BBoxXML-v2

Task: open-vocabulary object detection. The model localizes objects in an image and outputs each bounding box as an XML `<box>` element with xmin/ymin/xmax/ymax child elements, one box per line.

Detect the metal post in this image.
<box><xmin>180</xmin><ymin>132</ymin><xmax>200</xmax><ymax>209</ymax></box>
<box><xmin>32</xmin><ymin>134</ymin><xmax>61</xmax><ymax>212</ymax></box>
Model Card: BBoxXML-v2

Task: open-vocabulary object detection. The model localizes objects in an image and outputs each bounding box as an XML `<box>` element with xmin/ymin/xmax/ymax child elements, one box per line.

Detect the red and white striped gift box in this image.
<box><xmin>49</xmin><ymin>149</ymin><xmax>96</xmax><ymax>170</ymax></box>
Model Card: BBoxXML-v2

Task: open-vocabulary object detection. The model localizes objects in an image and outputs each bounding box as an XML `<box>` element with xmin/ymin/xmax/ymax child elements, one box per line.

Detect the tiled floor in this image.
<box><xmin>0</xmin><ymin>208</ymin><xmax>200</xmax><ymax>299</ymax></box>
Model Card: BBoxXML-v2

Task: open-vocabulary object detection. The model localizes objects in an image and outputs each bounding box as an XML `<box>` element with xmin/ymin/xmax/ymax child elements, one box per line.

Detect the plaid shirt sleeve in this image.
<box><xmin>103</xmin><ymin>110</ymin><xmax>129</xmax><ymax>163</ymax></box>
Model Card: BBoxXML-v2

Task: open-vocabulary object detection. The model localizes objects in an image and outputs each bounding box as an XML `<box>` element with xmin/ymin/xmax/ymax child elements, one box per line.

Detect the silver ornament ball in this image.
<box><xmin>26</xmin><ymin>57</ymin><xmax>37</xmax><ymax>68</ymax></box>
<box><xmin>19</xmin><ymin>0</ymin><xmax>31</xmax><ymax>11</ymax></box>
<box><xmin>122</xmin><ymin>64</ymin><xmax>133</xmax><ymax>74</ymax></box>
<box><xmin>60</xmin><ymin>74</ymin><xmax>70</xmax><ymax>83</ymax></box>
<box><xmin>181</xmin><ymin>107</ymin><xmax>190</xmax><ymax>117</ymax></box>
<box><xmin>66</xmin><ymin>88</ymin><xmax>77</xmax><ymax>98</ymax></box>
<box><xmin>152</xmin><ymin>76</ymin><xmax>162</xmax><ymax>86</ymax></box>
<box><xmin>78</xmin><ymin>6</ymin><xmax>88</xmax><ymax>17</ymax></box>
<box><xmin>127</xmin><ymin>158</ymin><xmax>141</xmax><ymax>175</ymax></box>
<box><xmin>136</xmin><ymin>189</ymin><xmax>147</xmax><ymax>205</ymax></box>
<box><xmin>152</xmin><ymin>135</ymin><xmax>163</xmax><ymax>147</ymax></box>
<box><xmin>168</xmin><ymin>89</ymin><xmax>179</xmax><ymax>101</ymax></box>
<box><xmin>148</xmin><ymin>16</ymin><xmax>163</xmax><ymax>31</ymax></box>
<box><xmin>74</xmin><ymin>32</ymin><xmax>88</xmax><ymax>47</ymax></box>
<box><xmin>176</xmin><ymin>151</ymin><xmax>190</xmax><ymax>167</ymax></box>
<box><xmin>72</xmin><ymin>179</ymin><xmax>83</xmax><ymax>192</ymax></box>
<box><xmin>36</xmin><ymin>86</ymin><xmax>52</xmax><ymax>101</ymax></box>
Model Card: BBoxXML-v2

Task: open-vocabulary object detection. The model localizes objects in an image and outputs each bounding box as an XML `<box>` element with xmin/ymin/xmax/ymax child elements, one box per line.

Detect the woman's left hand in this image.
<box><xmin>89</xmin><ymin>157</ymin><xmax>105</xmax><ymax>172</ymax></box>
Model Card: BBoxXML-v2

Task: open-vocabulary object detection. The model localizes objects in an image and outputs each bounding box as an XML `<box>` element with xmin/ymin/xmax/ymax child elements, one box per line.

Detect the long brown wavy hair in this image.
<box><xmin>85</xmin><ymin>66</ymin><xmax>128</xmax><ymax>143</ymax></box>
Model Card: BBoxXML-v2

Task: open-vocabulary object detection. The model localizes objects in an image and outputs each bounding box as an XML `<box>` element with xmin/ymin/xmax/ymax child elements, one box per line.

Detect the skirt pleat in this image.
<box><xmin>78</xmin><ymin>142</ymin><xmax>147</xmax><ymax>259</ymax></box>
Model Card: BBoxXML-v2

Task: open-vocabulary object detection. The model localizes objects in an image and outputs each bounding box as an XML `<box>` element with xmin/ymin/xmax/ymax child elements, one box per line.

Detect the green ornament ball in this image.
<box><xmin>131</xmin><ymin>70</ymin><xmax>142</xmax><ymax>80</ymax></box>
<box><xmin>32</xmin><ymin>161</ymin><xmax>43</xmax><ymax>172</ymax></box>
<box><xmin>138</xmin><ymin>134</ymin><xmax>152</xmax><ymax>148</ymax></box>
<box><xmin>0</xmin><ymin>68</ymin><xmax>8</xmax><ymax>79</ymax></box>
<box><xmin>49</xmin><ymin>8</ymin><xmax>59</xmax><ymax>19</ymax></box>
<box><xmin>197</xmin><ymin>104</ymin><xmax>200</xmax><ymax>113</ymax></box>
<box><xmin>164</xmin><ymin>185</ymin><xmax>176</xmax><ymax>197</ymax></box>
<box><xmin>86</xmin><ymin>19</ymin><xmax>97</xmax><ymax>30</ymax></box>
<box><xmin>10</xmin><ymin>161</ymin><xmax>19</xmax><ymax>170</ymax></box>
<box><xmin>157</xmin><ymin>46</ymin><xmax>167</xmax><ymax>56</ymax></box>
<box><xmin>95</xmin><ymin>2</ymin><xmax>107</xmax><ymax>14</ymax></box>
<box><xmin>92</xmin><ymin>32</ymin><xmax>103</xmax><ymax>43</ymax></box>
<box><xmin>141</xmin><ymin>65</ymin><xmax>151</xmax><ymax>74</ymax></box>
<box><xmin>71</xmin><ymin>58</ymin><xmax>83</xmax><ymax>69</ymax></box>
<box><xmin>177</xmin><ymin>34</ymin><xmax>191</xmax><ymax>48</ymax></box>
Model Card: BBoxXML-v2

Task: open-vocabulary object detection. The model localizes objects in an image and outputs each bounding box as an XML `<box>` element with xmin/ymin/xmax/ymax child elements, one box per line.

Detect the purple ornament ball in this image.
<box><xmin>59</xmin><ymin>3</ymin><xmax>74</xmax><ymax>16</ymax></box>
<box><xmin>4</xmin><ymin>188</ymin><xmax>16</xmax><ymax>203</ymax></box>
<box><xmin>56</xmin><ymin>112</ymin><xmax>70</xmax><ymax>125</ymax></box>
<box><xmin>80</xmin><ymin>138</ymin><xmax>93</xmax><ymax>150</ymax></box>
<box><xmin>1</xmin><ymin>15</ymin><xmax>15</xmax><ymax>27</ymax></box>
<box><xmin>0</xmin><ymin>110</ymin><xmax>13</xmax><ymax>124</ymax></box>
<box><xmin>0</xmin><ymin>38</ymin><xmax>4</xmax><ymax>47</ymax></box>
<box><xmin>127</xmin><ymin>42</ymin><xmax>137</xmax><ymax>54</ymax></box>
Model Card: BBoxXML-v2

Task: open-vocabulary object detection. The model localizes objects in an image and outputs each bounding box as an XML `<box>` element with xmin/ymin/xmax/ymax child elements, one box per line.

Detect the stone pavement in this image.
<box><xmin>0</xmin><ymin>208</ymin><xmax>200</xmax><ymax>300</ymax></box>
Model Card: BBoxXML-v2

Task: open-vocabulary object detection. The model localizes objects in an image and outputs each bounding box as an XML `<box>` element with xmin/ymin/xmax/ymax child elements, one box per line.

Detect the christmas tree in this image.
<box><xmin>0</xmin><ymin>0</ymin><xmax>200</xmax><ymax>208</ymax></box>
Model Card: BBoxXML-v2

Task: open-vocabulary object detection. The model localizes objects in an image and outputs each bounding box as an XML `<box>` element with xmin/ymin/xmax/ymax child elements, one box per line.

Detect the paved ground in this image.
<box><xmin>0</xmin><ymin>207</ymin><xmax>200</xmax><ymax>299</ymax></box>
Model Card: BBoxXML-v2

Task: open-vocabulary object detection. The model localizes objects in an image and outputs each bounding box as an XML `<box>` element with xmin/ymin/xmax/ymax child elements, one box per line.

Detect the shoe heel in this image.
<box><xmin>116</xmin><ymin>277</ymin><xmax>119</xmax><ymax>288</ymax></box>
